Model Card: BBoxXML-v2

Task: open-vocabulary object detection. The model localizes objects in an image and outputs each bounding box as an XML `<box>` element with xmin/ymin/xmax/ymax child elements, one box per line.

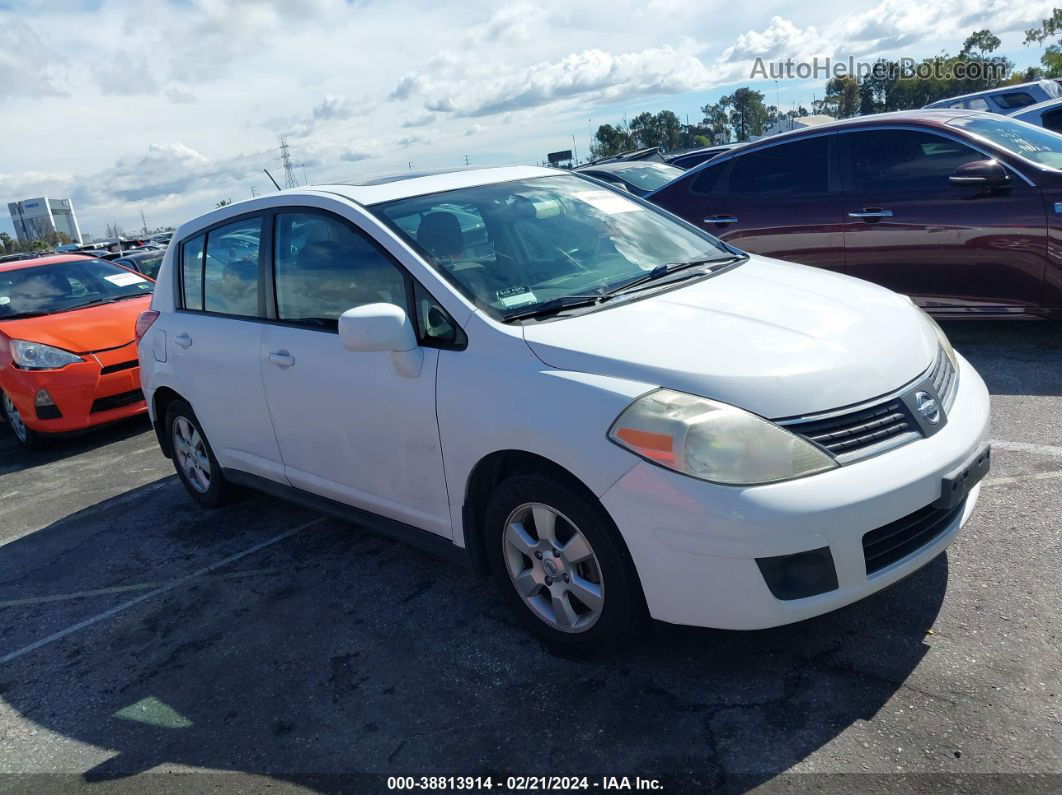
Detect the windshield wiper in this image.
<box><xmin>503</xmin><ymin>294</ymin><xmax>607</xmax><ymax>322</ymax></box>
<box><xmin>604</xmin><ymin>255</ymin><xmax>745</xmax><ymax>298</ymax></box>
<box><xmin>0</xmin><ymin>310</ymin><xmax>51</xmax><ymax>320</ymax></box>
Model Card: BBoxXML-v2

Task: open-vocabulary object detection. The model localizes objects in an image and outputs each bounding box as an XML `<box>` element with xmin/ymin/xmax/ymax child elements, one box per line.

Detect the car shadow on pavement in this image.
<box><xmin>942</xmin><ymin>319</ymin><xmax>1062</xmax><ymax>398</ymax></box>
<box><xmin>0</xmin><ymin>414</ymin><xmax>152</xmax><ymax>477</ymax></box>
<box><xmin>0</xmin><ymin>480</ymin><xmax>949</xmax><ymax>791</ymax></box>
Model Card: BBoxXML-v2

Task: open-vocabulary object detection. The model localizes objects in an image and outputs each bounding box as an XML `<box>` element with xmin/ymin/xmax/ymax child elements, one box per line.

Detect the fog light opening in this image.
<box><xmin>756</xmin><ymin>547</ymin><xmax>839</xmax><ymax>601</ymax></box>
<box><xmin>34</xmin><ymin>389</ymin><xmax>62</xmax><ymax>420</ymax></box>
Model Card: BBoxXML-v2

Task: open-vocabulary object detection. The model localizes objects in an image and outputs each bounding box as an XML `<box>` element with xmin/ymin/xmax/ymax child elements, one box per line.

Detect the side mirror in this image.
<box><xmin>949</xmin><ymin>159</ymin><xmax>1010</xmax><ymax>189</ymax></box>
<box><xmin>338</xmin><ymin>303</ymin><xmax>422</xmax><ymax>377</ymax></box>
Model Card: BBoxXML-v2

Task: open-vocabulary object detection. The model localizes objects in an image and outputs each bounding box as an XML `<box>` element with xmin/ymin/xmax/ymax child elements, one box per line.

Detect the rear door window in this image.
<box><xmin>202</xmin><ymin>218</ymin><xmax>264</xmax><ymax>317</ymax></box>
<box><xmin>727</xmin><ymin>137</ymin><xmax>829</xmax><ymax>196</ymax></box>
<box><xmin>180</xmin><ymin>234</ymin><xmax>204</xmax><ymax>310</ymax></box>
<box><xmin>994</xmin><ymin>92</ymin><xmax>1036</xmax><ymax>110</ymax></box>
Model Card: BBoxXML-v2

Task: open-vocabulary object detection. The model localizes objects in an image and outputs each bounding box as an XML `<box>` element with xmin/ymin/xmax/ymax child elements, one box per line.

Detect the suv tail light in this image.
<box><xmin>135</xmin><ymin>310</ymin><xmax>160</xmax><ymax>343</ymax></box>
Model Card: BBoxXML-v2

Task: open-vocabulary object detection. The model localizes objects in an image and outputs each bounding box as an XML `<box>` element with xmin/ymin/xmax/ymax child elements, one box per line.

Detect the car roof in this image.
<box><xmin>1009</xmin><ymin>97</ymin><xmax>1062</xmax><ymax>116</ymax></box>
<box><xmin>924</xmin><ymin>79</ymin><xmax>1055</xmax><ymax>107</ymax></box>
<box><xmin>0</xmin><ymin>254</ymin><xmax>105</xmax><ymax>274</ymax></box>
<box><xmin>313</xmin><ymin>165</ymin><xmax>557</xmax><ymax>205</ymax></box>
<box><xmin>577</xmin><ymin>161</ymin><xmax>680</xmax><ymax>175</ymax></box>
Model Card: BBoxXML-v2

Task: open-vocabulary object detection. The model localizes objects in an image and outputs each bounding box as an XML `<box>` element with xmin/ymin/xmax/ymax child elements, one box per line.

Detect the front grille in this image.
<box><xmin>100</xmin><ymin>360</ymin><xmax>138</xmax><ymax>375</ymax></box>
<box><xmin>91</xmin><ymin>389</ymin><xmax>144</xmax><ymax>413</ymax></box>
<box><xmin>862</xmin><ymin>499</ymin><xmax>965</xmax><ymax>575</ymax></box>
<box><xmin>784</xmin><ymin>400</ymin><xmax>917</xmax><ymax>458</ymax></box>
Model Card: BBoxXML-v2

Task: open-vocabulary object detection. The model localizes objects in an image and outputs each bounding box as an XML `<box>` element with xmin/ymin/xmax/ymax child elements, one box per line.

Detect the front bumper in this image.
<box><xmin>1</xmin><ymin>342</ymin><xmax>147</xmax><ymax>434</ymax></box>
<box><xmin>599</xmin><ymin>352</ymin><xmax>991</xmax><ymax>630</ymax></box>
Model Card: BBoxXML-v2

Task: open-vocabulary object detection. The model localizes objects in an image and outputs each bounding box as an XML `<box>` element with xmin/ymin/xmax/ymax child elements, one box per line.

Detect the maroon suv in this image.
<box><xmin>649</xmin><ymin>110</ymin><xmax>1062</xmax><ymax>318</ymax></box>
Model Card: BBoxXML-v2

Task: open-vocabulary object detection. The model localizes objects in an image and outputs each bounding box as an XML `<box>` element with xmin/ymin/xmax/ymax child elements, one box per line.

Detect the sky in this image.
<box><xmin>0</xmin><ymin>0</ymin><xmax>1057</xmax><ymax>240</ymax></box>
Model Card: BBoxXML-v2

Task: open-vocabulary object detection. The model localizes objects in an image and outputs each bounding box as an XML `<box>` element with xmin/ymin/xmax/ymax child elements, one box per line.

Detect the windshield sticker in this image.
<box><xmin>573</xmin><ymin>190</ymin><xmax>642</xmax><ymax>215</ymax></box>
<box><xmin>497</xmin><ymin>286</ymin><xmax>538</xmax><ymax>309</ymax></box>
<box><xmin>104</xmin><ymin>272</ymin><xmax>148</xmax><ymax>287</ymax></box>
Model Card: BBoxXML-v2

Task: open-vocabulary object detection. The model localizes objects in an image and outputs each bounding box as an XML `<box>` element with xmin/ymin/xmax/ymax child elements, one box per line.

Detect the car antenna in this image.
<box><xmin>263</xmin><ymin>169</ymin><xmax>282</xmax><ymax>191</ymax></box>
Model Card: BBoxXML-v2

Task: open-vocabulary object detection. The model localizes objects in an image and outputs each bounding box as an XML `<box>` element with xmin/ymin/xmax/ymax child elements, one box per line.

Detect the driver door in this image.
<box><xmin>839</xmin><ymin>128</ymin><xmax>1047</xmax><ymax>311</ymax></box>
<box><xmin>258</xmin><ymin>208</ymin><xmax>453</xmax><ymax>537</ymax></box>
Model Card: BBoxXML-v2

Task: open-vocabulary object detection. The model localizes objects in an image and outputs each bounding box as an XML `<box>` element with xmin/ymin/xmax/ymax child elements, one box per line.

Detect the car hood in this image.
<box><xmin>0</xmin><ymin>296</ymin><xmax>150</xmax><ymax>354</ymax></box>
<box><xmin>521</xmin><ymin>256</ymin><xmax>937</xmax><ymax>419</ymax></box>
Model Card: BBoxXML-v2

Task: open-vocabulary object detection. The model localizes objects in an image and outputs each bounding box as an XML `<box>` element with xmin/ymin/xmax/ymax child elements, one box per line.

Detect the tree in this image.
<box><xmin>591</xmin><ymin>122</ymin><xmax>633</xmax><ymax>158</ymax></box>
<box><xmin>719</xmin><ymin>88</ymin><xmax>768</xmax><ymax>142</ymax></box>
<box><xmin>698</xmin><ymin>101</ymin><xmax>731</xmax><ymax>143</ymax></box>
<box><xmin>1024</xmin><ymin>10</ymin><xmax>1062</xmax><ymax>78</ymax></box>
<box><xmin>1024</xmin><ymin>9</ymin><xmax>1062</xmax><ymax>45</ymax></box>
<box><xmin>961</xmin><ymin>29</ymin><xmax>1001</xmax><ymax>58</ymax></box>
<box><xmin>817</xmin><ymin>76</ymin><xmax>860</xmax><ymax>118</ymax></box>
<box><xmin>0</xmin><ymin>232</ymin><xmax>14</xmax><ymax>255</ymax></box>
<box><xmin>215</xmin><ymin>199</ymin><xmax>233</xmax><ymax>208</ymax></box>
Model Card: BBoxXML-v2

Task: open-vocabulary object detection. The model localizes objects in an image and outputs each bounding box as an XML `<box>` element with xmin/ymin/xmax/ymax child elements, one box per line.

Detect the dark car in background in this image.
<box><xmin>666</xmin><ymin>143</ymin><xmax>740</xmax><ymax>170</ymax></box>
<box><xmin>114</xmin><ymin>250</ymin><xmax>165</xmax><ymax>279</ymax></box>
<box><xmin>649</xmin><ymin>110</ymin><xmax>1062</xmax><ymax>318</ymax></box>
<box><xmin>575</xmin><ymin>161</ymin><xmax>684</xmax><ymax>197</ymax></box>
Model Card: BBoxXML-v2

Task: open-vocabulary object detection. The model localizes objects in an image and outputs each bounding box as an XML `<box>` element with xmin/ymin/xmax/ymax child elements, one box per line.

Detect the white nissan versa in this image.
<box><xmin>136</xmin><ymin>166</ymin><xmax>991</xmax><ymax>651</ymax></box>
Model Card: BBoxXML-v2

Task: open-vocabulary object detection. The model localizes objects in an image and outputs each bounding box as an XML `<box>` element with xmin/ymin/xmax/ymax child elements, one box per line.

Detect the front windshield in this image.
<box><xmin>0</xmin><ymin>259</ymin><xmax>153</xmax><ymax>319</ymax></box>
<box><xmin>374</xmin><ymin>174</ymin><xmax>732</xmax><ymax>319</ymax></box>
<box><xmin>610</xmin><ymin>163</ymin><xmax>684</xmax><ymax>191</ymax></box>
<box><xmin>947</xmin><ymin>115</ymin><xmax>1062</xmax><ymax>168</ymax></box>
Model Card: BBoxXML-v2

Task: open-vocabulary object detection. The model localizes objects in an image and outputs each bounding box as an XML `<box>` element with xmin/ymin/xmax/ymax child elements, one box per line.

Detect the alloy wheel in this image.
<box><xmin>502</xmin><ymin>502</ymin><xmax>605</xmax><ymax>633</ymax></box>
<box><xmin>2</xmin><ymin>393</ymin><xmax>28</xmax><ymax>443</ymax></box>
<box><xmin>172</xmin><ymin>416</ymin><xmax>211</xmax><ymax>494</ymax></box>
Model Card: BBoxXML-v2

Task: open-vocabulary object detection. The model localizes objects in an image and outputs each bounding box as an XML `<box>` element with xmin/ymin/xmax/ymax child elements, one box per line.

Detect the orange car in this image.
<box><xmin>0</xmin><ymin>254</ymin><xmax>155</xmax><ymax>448</ymax></box>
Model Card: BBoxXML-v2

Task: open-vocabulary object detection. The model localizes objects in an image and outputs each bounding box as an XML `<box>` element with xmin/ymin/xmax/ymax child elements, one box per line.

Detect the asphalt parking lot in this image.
<box><xmin>0</xmin><ymin>320</ymin><xmax>1059</xmax><ymax>793</ymax></box>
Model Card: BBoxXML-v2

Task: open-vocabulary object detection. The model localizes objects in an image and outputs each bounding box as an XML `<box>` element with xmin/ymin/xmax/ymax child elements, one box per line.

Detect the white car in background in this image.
<box><xmin>1008</xmin><ymin>97</ymin><xmax>1062</xmax><ymax>133</ymax></box>
<box><xmin>136</xmin><ymin>166</ymin><xmax>991</xmax><ymax>651</ymax></box>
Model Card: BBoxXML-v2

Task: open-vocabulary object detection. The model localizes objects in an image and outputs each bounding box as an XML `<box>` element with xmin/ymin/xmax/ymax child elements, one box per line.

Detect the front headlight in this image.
<box><xmin>608</xmin><ymin>389</ymin><xmax>838</xmax><ymax>485</ymax></box>
<box><xmin>917</xmin><ymin>309</ymin><xmax>958</xmax><ymax>370</ymax></box>
<box><xmin>10</xmin><ymin>339</ymin><xmax>84</xmax><ymax>370</ymax></box>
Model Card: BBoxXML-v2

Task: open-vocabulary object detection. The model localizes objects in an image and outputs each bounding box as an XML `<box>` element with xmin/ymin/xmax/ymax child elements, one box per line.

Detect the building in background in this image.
<box><xmin>7</xmin><ymin>197</ymin><xmax>83</xmax><ymax>245</ymax></box>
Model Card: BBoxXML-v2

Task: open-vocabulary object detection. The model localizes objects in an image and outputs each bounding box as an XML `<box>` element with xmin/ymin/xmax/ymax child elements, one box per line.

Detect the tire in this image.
<box><xmin>484</xmin><ymin>473</ymin><xmax>646</xmax><ymax>653</ymax></box>
<box><xmin>165</xmin><ymin>399</ymin><xmax>235</xmax><ymax>509</ymax></box>
<box><xmin>2</xmin><ymin>390</ymin><xmax>42</xmax><ymax>450</ymax></box>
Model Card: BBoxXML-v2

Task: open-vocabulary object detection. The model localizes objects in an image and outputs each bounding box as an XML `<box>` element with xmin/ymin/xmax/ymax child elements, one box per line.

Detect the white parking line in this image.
<box><xmin>0</xmin><ymin>517</ymin><xmax>324</xmax><ymax>666</ymax></box>
<box><xmin>985</xmin><ymin>471</ymin><xmax>1062</xmax><ymax>487</ymax></box>
<box><xmin>0</xmin><ymin>568</ymin><xmax>276</xmax><ymax>609</ymax></box>
<box><xmin>992</xmin><ymin>440</ymin><xmax>1062</xmax><ymax>459</ymax></box>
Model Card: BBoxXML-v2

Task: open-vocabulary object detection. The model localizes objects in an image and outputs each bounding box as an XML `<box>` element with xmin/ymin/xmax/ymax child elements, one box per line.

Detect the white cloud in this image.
<box><xmin>341</xmin><ymin>139</ymin><xmax>384</xmax><ymax>162</ymax></box>
<box><xmin>417</xmin><ymin>46</ymin><xmax>725</xmax><ymax>117</ymax></box>
<box><xmin>401</xmin><ymin>112</ymin><xmax>437</xmax><ymax>128</ymax></box>
<box><xmin>465</xmin><ymin>124</ymin><xmax>485</xmax><ymax>136</ymax></box>
<box><xmin>397</xmin><ymin>134</ymin><xmax>433</xmax><ymax>147</ymax></box>
<box><xmin>0</xmin><ymin>16</ymin><xmax>66</xmax><ymax>99</ymax></box>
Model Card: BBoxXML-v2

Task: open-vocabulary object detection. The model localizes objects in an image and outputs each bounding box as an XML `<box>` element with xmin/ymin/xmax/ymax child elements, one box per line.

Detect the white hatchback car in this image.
<box><xmin>137</xmin><ymin>166</ymin><xmax>991</xmax><ymax>651</ymax></box>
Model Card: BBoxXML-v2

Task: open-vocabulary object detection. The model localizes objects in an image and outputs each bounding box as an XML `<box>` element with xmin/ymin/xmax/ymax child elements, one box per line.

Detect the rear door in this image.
<box><xmin>171</xmin><ymin>215</ymin><xmax>284</xmax><ymax>481</ymax></box>
<box><xmin>839</xmin><ymin>128</ymin><xmax>1047</xmax><ymax>311</ymax></box>
<box><xmin>651</xmin><ymin>135</ymin><xmax>845</xmax><ymax>272</ymax></box>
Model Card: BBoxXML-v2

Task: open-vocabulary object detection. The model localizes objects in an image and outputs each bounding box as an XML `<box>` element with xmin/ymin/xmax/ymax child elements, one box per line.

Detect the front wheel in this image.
<box><xmin>485</xmin><ymin>474</ymin><xmax>646</xmax><ymax>653</ymax></box>
<box><xmin>2</xmin><ymin>391</ymin><xmax>41</xmax><ymax>450</ymax></box>
<box><xmin>165</xmin><ymin>399</ymin><xmax>235</xmax><ymax>509</ymax></box>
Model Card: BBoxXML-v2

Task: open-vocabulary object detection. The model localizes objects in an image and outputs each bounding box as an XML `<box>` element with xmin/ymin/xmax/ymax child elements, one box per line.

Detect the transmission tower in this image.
<box><xmin>140</xmin><ymin>210</ymin><xmax>149</xmax><ymax>235</ymax></box>
<box><xmin>279</xmin><ymin>137</ymin><xmax>299</xmax><ymax>189</ymax></box>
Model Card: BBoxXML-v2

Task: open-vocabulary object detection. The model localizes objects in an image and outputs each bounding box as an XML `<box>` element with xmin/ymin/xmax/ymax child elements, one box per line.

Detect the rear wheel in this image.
<box><xmin>165</xmin><ymin>399</ymin><xmax>234</xmax><ymax>508</ymax></box>
<box><xmin>2</xmin><ymin>391</ymin><xmax>41</xmax><ymax>450</ymax></box>
<box><xmin>485</xmin><ymin>474</ymin><xmax>646</xmax><ymax>653</ymax></box>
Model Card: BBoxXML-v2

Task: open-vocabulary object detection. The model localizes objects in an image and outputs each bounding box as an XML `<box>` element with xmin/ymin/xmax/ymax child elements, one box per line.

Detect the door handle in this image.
<box><xmin>703</xmin><ymin>215</ymin><xmax>738</xmax><ymax>225</ymax></box>
<box><xmin>848</xmin><ymin>208</ymin><xmax>894</xmax><ymax>219</ymax></box>
<box><xmin>267</xmin><ymin>350</ymin><xmax>295</xmax><ymax>368</ymax></box>
<box><xmin>174</xmin><ymin>333</ymin><xmax>192</xmax><ymax>349</ymax></box>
